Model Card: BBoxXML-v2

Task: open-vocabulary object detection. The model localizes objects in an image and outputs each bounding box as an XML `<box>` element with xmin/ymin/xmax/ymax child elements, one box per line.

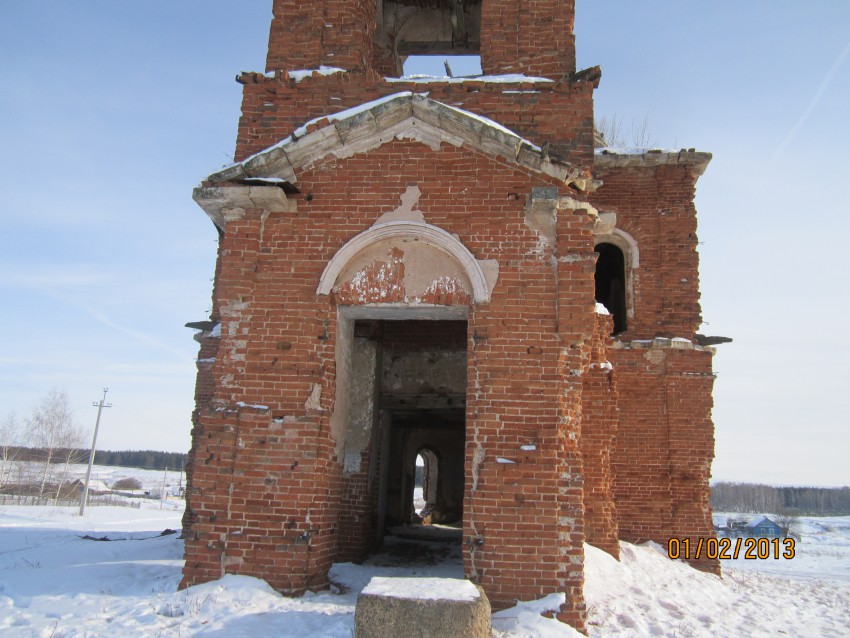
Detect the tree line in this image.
<box><xmin>711</xmin><ymin>482</ymin><xmax>850</xmax><ymax>515</ymax></box>
<box><xmin>85</xmin><ymin>449</ymin><xmax>186</xmax><ymax>470</ymax></box>
<box><xmin>6</xmin><ymin>447</ymin><xmax>186</xmax><ymax>471</ymax></box>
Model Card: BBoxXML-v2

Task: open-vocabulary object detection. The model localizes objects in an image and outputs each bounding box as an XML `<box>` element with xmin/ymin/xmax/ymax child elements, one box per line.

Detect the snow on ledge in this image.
<box><xmin>362</xmin><ymin>577</ymin><xmax>480</xmax><ymax>602</ymax></box>
<box><xmin>386</xmin><ymin>73</ymin><xmax>555</xmax><ymax>84</ymax></box>
<box><xmin>217</xmin><ymin>92</ymin><xmax>414</xmax><ymax>173</ymax></box>
<box><xmin>263</xmin><ymin>66</ymin><xmax>345</xmax><ymax>82</ymax></box>
<box><xmin>595</xmin><ymin>147</ymin><xmax>712</xmax><ymax>176</ymax></box>
<box><xmin>235</xmin><ymin>401</ymin><xmax>269</xmax><ymax>410</ymax></box>
<box><xmin>596</xmin><ymin>146</ymin><xmax>679</xmax><ymax>155</ymax></box>
<box><xmin>595</xmin><ymin>302</ymin><xmax>610</xmax><ymax>315</ymax></box>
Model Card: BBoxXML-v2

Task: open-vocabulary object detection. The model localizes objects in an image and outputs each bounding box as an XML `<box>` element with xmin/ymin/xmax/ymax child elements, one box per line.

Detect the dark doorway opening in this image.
<box><xmin>595</xmin><ymin>242</ymin><xmax>628</xmax><ymax>334</ymax></box>
<box><xmin>339</xmin><ymin>318</ymin><xmax>466</xmax><ymax>563</ymax></box>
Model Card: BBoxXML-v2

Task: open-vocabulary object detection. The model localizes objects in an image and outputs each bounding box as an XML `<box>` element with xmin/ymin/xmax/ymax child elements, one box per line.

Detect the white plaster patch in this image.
<box><xmin>471</xmin><ymin>444</ymin><xmax>485</xmax><ymax>491</ymax></box>
<box><xmin>416</xmin><ymin>275</ymin><xmax>469</xmax><ymax>303</ymax></box>
<box><xmin>373</xmin><ymin>185</ymin><xmax>426</xmax><ymax>225</ymax></box>
<box><xmin>305</xmin><ymin>383</ymin><xmax>325</xmax><ymax>411</ymax></box>
<box><xmin>595</xmin><ymin>211</ymin><xmax>617</xmax><ymax>235</ymax></box>
<box><xmin>558</xmin><ymin>196</ymin><xmax>599</xmax><ymax>217</ymax></box>
<box><xmin>343</xmin><ymin>451</ymin><xmax>361</xmax><ymax>475</ymax></box>
<box><xmin>341</xmin><ymin>249</ymin><xmax>405</xmax><ymax>302</ymax></box>
<box><xmin>319</xmin><ymin>221</ymin><xmax>494</xmax><ymax>303</ymax></box>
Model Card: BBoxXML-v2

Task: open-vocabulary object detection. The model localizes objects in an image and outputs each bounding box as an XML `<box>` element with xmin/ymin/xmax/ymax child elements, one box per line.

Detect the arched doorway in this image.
<box><xmin>415</xmin><ymin>448</ymin><xmax>438</xmax><ymax>520</ymax></box>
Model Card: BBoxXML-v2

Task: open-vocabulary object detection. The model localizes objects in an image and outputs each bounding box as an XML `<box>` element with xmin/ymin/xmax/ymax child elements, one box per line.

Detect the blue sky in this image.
<box><xmin>1</xmin><ymin>2</ymin><xmax>848</xmax><ymax>486</ymax></box>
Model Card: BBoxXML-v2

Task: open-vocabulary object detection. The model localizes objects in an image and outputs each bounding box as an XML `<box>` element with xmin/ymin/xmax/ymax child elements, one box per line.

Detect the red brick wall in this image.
<box><xmin>579</xmin><ymin>311</ymin><xmax>620</xmax><ymax>558</ymax></box>
<box><xmin>266</xmin><ymin>0</ymin><xmax>376</xmax><ymax>73</ymax></box>
<box><xmin>590</xmin><ymin>160</ymin><xmax>718</xmax><ymax>574</ymax></box>
<box><xmin>608</xmin><ymin>345</ymin><xmax>672</xmax><ymax>542</ymax></box>
<box><xmin>264</xmin><ymin>0</ymin><xmax>576</xmax><ymax>78</ymax></box>
<box><xmin>480</xmin><ymin>0</ymin><xmax>576</xmax><ymax>77</ymax></box>
<box><xmin>590</xmin><ymin>163</ymin><xmax>704</xmax><ymax>340</ymax></box>
<box><xmin>608</xmin><ymin>342</ymin><xmax>718</xmax><ymax>573</ymax></box>
<box><xmin>665</xmin><ymin>347</ymin><xmax>718</xmax><ymax>573</ymax></box>
<box><xmin>461</xmin><ymin>198</ymin><xmax>597</xmax><ymax>631</ymax></box>
<box><xmin>233</xmin><ymin>71</ymin><xmax>596</xmax><ymax>166</ymax></box>
<box><xmin>337</xmin><ymin>445</ymin><xmax>377</xmax><ymax>563</ymax></box>
<box><xmin>181</xmin><ymin>140</ymin><xmax>596</xmax><ymax>631</ymax></box>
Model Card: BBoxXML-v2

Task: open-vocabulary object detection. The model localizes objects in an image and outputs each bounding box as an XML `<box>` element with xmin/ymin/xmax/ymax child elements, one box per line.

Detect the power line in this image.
<box><xmin>0</xmin><ymin>361</ymin><xmax>104</xmax><ymax>392</ymax></box>
<box><xmin>0</xmin><ymin>379</ymin><xmax>44</xmax><ymax>393</ymax></box>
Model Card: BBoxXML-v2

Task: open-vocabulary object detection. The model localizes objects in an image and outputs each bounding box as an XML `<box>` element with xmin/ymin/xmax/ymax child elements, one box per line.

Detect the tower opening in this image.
<box><xmin>375</xmin><ymin>0</ymin><xmax>482</xmax><ymax>75</ymax></box>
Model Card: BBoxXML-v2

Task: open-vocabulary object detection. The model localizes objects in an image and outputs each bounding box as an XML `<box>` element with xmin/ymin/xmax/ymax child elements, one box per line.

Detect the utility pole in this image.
<box><xmin>79</xmin><ymin>388</ymin><xmax>111</xmax><ymax>516</ymax></box>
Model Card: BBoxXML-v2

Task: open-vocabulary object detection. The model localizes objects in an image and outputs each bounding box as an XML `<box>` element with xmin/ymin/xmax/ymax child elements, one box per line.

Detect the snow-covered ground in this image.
<box><xmin>1</xmin><ymin>503</ymin><xmax>848</xmax><ymax>637</ymax></box>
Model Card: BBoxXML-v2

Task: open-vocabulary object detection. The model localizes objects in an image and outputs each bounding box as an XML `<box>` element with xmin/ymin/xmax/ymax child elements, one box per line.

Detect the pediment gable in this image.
<box><xmin>206</xmin><ymin>93</ymin><xmax>584</xmax><ymax>187</ymax></box>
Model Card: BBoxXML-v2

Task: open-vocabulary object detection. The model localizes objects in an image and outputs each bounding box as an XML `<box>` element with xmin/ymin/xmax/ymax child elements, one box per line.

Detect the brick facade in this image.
<box><xmin>180</xmin><ymin>1</ymin><xmax>719</xmax><ymax>633</ymax></box>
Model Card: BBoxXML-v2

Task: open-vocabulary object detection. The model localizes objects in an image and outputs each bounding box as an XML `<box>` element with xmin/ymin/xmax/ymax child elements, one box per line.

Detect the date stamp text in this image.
<box><xmin>667</xmin><ymin>537</ymin><xmax>795</xmax><ymax>560</ymax></box>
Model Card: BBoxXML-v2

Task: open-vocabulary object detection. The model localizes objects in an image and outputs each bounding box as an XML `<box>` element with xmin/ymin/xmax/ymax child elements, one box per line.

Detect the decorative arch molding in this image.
<box><xmin>317</xmin><ymin>221</ymin><xmax>495</xmax><ymax>303</ymax></box>
<box><xmin>594</xmin><ymin>228</ymin><xmax>640</xmax><ymax>270</ymax></box>
<box><xmin>594</xmin><ymin>227</ymin><xmax>639</xmax><ymax>325</ymax></box>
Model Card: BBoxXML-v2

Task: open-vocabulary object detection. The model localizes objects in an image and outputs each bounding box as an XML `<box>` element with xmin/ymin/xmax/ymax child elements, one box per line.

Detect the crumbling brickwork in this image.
<box><xmin>579</xmin><ymin>311</ymin><xmax>620</xmax><ymax>558</ymax></box>
<box><xmin>181</xmin><ymin>1</ymin><xmax>720</xmax><ymax>633</ymax></box>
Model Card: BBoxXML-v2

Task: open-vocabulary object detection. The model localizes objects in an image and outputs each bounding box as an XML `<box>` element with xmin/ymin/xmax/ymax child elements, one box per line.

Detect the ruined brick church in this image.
<box><xmin>181</xmin><ymin>0</ymin><xmax>720</xmax><ymax>631</ymax></box>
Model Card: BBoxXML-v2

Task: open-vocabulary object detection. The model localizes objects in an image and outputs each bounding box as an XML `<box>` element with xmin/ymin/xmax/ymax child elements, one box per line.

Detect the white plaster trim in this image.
<box><xmin>595</xmin><ymin>228</ymin><xmax>640</xmax><ymax>321</ymax></box>
<box><xmin>193</xmin><ymin>185</ymin><xmax>295</xmax><ymax>230</ymax></box>
<box><xmin>317</xmin><ymin>221</ymin><xmax>494</xmax><ymax>303</ymax></box>
<box><xmin>595</xmin><ymin>228</ymin><xmax>640</xmax><ymax>269</ymax></box>
<box><xmin>595</xmin><ymin>148</ymin><xmax>712</xmax><ymax>177</ymax></box>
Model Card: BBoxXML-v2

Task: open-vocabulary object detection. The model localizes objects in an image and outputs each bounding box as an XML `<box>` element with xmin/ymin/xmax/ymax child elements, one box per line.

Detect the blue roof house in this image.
<box><xmin>747</xmin><ymin>516</ymin><xmax>785</xmax><ymax>538</ymax></box>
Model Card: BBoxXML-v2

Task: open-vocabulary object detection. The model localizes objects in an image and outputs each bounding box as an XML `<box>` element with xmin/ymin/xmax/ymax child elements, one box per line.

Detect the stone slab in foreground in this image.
<box><xmin>355</xmin><ymin>576</ymin><xmax>491</xmax><ymax>638</ymax></box>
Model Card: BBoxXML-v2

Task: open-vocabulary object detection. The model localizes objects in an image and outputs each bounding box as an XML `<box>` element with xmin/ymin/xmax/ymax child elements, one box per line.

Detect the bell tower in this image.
<box><xmin>264</xmin><ymin>0</ymin><xmax>576</xmax><ymax>78</ymax></box>
<box><xmin>182</xmin><ymin>1</ymin><xmax>720</xmax><ymax>636</ymax></box>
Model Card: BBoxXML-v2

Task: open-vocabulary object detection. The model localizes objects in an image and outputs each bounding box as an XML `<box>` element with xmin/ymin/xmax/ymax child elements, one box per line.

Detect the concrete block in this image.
<box><xmin>355</xmin><ymin>577</ymin><xmax>491</xmax><ymax>638</ymax></box>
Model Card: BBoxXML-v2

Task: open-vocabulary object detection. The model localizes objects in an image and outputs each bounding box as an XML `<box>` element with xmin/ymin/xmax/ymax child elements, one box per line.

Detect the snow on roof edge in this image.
<box><xmin>594</xmin><ymin>147</ymin><xmax>712</xmax><ymax>175</ymax></box>
<box><xmin>260</xmin><ymin>66</ymin><xmax>346</xmax><ymax>82</ymax></box>
<box><xmin>208</xmin><ymin>92</ymin><xmax>415</xmax><ymax>178</ymax></box>
<box><xmin>208</xmin><ymin>91</ymin><xmax>545</xmax><ymax>180</ymax></box>
<box><xmin>386</xmin><ymin>73</ymin><xmax>555</xmax><ymax>84</ymax></box>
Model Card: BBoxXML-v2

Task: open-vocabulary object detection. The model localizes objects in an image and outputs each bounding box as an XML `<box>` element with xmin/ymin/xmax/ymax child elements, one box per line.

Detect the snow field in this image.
<box><xmin>1</xmin><ymin>504</ymin><xmax>848</xmax><ymax>637</ymax></box>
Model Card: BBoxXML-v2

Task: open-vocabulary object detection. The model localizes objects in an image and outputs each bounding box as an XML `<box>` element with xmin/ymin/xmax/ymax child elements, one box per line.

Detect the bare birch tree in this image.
<box><xmin>53</xmin><ymin>424</ymin><xmax>87</xmax><ymax>501</ymax></box>
<box><xmin>0</xmin><ymin>412</ymin><xmax>22</xmax><ymax>490</ymax></box>
<box><xmin>27</xmin><ymin>388</ymin><xmax>78</xmax><ymax>502</ymax></box>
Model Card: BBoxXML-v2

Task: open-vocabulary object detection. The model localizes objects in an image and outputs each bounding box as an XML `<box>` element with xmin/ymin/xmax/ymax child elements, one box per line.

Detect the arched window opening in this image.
<box><xmin>414</xmin><ymin>448</ymin><xmax>439</xmax><ymax>521</ymax></box>
<box><xmin>595</xmin><ymin>243</ymin><xmax>628</xmax><ymax>334</ymax></box>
